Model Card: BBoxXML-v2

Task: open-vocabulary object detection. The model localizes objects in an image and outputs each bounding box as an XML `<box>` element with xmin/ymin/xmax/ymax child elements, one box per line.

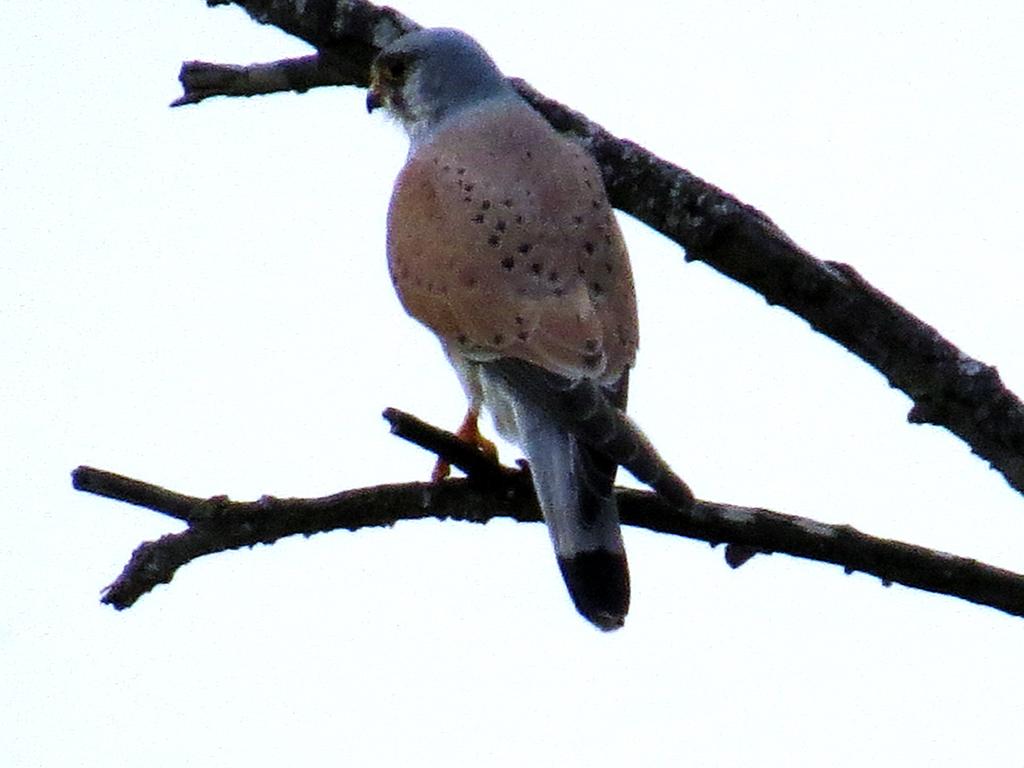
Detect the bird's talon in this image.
<box><xmin>430</xmin><ymin>408</ymin><xmax>498</xmax><ymax>481</ymax></box>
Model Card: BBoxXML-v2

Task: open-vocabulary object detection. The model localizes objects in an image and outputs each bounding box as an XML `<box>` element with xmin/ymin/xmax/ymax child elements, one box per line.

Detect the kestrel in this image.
<box><xmin>367</xmin><ymin>28</ymin><xmax>693</xmax><ymax>630</ymax></box>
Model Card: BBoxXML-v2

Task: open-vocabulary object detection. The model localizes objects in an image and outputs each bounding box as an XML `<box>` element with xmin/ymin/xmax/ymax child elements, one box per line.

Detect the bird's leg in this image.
<box><xmin>431</xmin><ymin>406</ymin><xmax>499</xmax><ymax>481</ymax></box>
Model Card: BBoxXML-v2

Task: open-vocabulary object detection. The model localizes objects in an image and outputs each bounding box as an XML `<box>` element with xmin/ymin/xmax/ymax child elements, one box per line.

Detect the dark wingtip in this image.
<box><xmin>558</xmin><ymin>551</ymin><xmax>630</xmax><ymax>631</ymax></box>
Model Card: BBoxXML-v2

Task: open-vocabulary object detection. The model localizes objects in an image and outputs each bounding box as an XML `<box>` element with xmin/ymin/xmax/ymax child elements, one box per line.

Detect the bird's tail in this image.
<box><xmin>479</xmin><ymin>357</ymin><xmax>695</xmax><ymax>629</ymax></box>
<box><xmin>503</xmin><ymin>386</ymin><xmax>629</xmax><ymax>631</ymax></box>
<box><xmin>483</xmin><ymin>358</ymin><xmax>695</xmax><ymax>513</ymax></box>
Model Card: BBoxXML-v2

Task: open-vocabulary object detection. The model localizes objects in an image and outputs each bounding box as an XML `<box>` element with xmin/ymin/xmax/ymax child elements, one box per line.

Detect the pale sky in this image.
<box><xmin>3</xmin><ymin>2</ymin><xmax>1023</xmax><ymax>766</ymax></box>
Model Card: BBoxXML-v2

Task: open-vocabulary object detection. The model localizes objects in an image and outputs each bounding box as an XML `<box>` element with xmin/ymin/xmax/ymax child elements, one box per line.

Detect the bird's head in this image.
<box><xmin>367</xmin><ymin>28</ymin><xmax>513</xmax><ymax>142</ymax></box>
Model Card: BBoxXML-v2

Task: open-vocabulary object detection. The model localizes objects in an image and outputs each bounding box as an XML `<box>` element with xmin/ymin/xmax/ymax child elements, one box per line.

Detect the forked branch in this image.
<box><xmin>73</xmin><ymin>410</ymin><xmax>1024</xmax><ymax>619</ymax></box>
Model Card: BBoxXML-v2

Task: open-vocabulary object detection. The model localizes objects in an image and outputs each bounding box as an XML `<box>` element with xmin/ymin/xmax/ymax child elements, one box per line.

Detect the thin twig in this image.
<box><xmin>172</xmin><ymin>55</ymin><xmax>359</xmax><ymax>106</ymax></box>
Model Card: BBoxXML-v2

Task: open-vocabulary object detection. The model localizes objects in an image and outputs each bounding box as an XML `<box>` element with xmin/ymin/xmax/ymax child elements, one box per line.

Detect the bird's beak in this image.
<box><xmin>366</xmin><ymin>84</ymin><xmax>384</xmax><ymax>114</ymax></box>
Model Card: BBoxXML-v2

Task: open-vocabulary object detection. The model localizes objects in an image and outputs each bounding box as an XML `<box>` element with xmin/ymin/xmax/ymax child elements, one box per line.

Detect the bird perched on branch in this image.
<box><xmin>367</xmin><ymin>28</ymin><xmax>694</xmax><ymax>630</ymax></box>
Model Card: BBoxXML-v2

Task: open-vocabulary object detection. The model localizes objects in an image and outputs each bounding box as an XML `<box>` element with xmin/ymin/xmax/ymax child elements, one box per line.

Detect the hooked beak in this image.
<box><xmin>366</xmin><ymin>85</ymin><xmax>384</xmax><ymax>114</ymax></box>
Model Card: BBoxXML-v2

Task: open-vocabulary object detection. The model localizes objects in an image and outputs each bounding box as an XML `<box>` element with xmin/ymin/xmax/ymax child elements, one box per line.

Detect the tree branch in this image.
<box><xmin>73</xmin><ymin>409</ymin><xmax>1024</xmax><ymax>619</ymax></box>
<box><xmin>172</xmin><ymin>0</ymin><xmax>1024</xmax><ymax>496</ymax></box>
<box><xmin>84</xmin><ymin>0</ymin><xmax>1024</xmax><ymax>624</ymax></box>
<box><xmin>171</xmin><ymin>54</ymin><xmax>357</xmax><ymax>106</ymax></box>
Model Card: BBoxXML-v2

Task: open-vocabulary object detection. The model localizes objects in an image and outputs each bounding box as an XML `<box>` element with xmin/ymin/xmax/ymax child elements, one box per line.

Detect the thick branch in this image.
<box><xmin>174</xmin><ymin>0</ymin><xmax>1024</xmax><ymax>496</ymax></box>
<box><xmin>73</xmin><ymin>410</ymin><xmax>1024</xmax><ymax>619</ymax></box>
<box><xmin>518</xmin><ymin>83</ymin><xmax>1024</xmax><ymax>497</ymax></box>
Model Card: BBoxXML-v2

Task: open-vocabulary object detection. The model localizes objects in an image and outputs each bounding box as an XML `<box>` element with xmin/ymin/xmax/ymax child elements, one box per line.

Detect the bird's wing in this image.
<box><xmin>386</xmin><ymin>99</ymin><xmax>638</xmax><ymax>386</ymax></box>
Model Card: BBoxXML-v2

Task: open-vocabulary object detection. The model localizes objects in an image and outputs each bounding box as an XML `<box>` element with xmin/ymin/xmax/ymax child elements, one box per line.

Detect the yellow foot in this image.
<box><xmin>431</xmin><ymin>408</ymin><xmax>498</xmax><ymax>482</ymax></box>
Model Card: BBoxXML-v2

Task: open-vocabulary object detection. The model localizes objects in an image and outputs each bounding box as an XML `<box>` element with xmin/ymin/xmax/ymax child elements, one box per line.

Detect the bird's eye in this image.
<box><xmin>387</xmin><ymin>59</ymin><xmax>408</xmax><ymax>80</ymax></box>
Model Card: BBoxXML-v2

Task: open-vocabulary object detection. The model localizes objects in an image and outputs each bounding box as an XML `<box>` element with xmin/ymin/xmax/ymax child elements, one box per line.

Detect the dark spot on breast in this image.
<box><xmin>463</xmin><ymin>196</ymin><xmax>472</xmax><ymax>203</ymax></box>
<box><xmin>584</xmin><ymin>338</ymin><xmax>599</xmax><ymax>352</ymax></box>
<box><xmin>517</xmin><ymin>330</ymin><xmax>530</xmax><ymax>341</ymax></box>
<box><xmin>481</xmin><ymin>200</ymin><xmax>492</xmax><ymax>210</ymax></box>
<box><xmin>514</xmin><ymin>315</ymin><xmax>525</xmax><ymax>325</ymax></box>
<box><xmin>463</xmin><ymin>182</ymin><xmax>474</xmax><ymax>192</ymax></box>
<box><xmin>591</xmin><ymin>199</ymin><xmax>601</xmax><ymax>209</ymax></box>
<box><xmin>514</xmin><ymin>215</ymin><xmax>524</xmax><ymax>225</ymax></box>
<box><xmin>547</xmin><ymin>269</ymin><xmax>560</xmax><ymax>283</ymax></box>
<box><xmin>525</xmin><ymin>150</ymin><xmax>533</xmax><ymax>160</ymax></box>
<box><xmin>472</xmin><ymin>213</ymin><xmax>485</xmax><ymax>224</ymax></box>
<box><xmin>443</xmin><ymin>164</ymin><xmax>451</xmax><ymax>172</ymax></box>
<box><xmin>530</xmin><ymin>262</ymin><xmax>543</xmax><ymax>275</ymax></box>
<box><xmin>583</xmin><ymin>179</ymin><xmax>592</xmax><ymax>189</ymax></box>
<box><xmin>581</xmin><ymin>352</ymin><xmax>603</xmax><ymax>369</ymax></box>
<box><xmin>501</xmin><ymin>256</ymin><xmax>515</xmax><ymax>271</ymax></box>
<box><xmin>502</xmin><ymin>199</ymin><xmax>513</xmax><ymax>207</ymax></box>
<box><xmin>493</xmin><ymin>333</ymin><xmax>505</xmax><ymax>345</ymax></box>
<box><xmin>591</xmin><ymin>281</ymin><xmax>605</xmax><ymax>296</ymax></box>
<box><xmin>517</xmin><ymin>243</ymin><xmax>532</xmax><ymax>254</ymax></box>
<box><xmin>457</xmin><ymin>333</ymin><xmax>468</xmax><ymax>344</ymax></box>
<box><xmin>457</xmin><ymin>168</ymin><xmax>466</xmax><ymax>175</ymax></box>
<box><xmin>495</xmin><ymin>220</ymin><xmax>507</xmax><ymax>232</ymax></box>
<box><xmin>572</xmin><ymin>215</ymin><xmax>583</xmax><ymax>225</ymax></box>
<box><xmin>576</xmin><ymin>264</ymin><xmax>586</xmax><ymax>276</ymax></box>
<box><xmin>487</xmin><ymin>234</ymin><xmax>501</xmax><ymax>247</ymax></box>
<box><xmin>604</xmin><ymin>261</ymin><xmax>614</xmax><ymax>274</ymax></box>
<box><xmin>583</xmin><ymin>242</ymin><xmax>595</xmax><ymax>255</ymax></box>
<box><xmin>552</xmin><ymin>287</ymin><xmax>565</xmax><ymax>297</ymax></box>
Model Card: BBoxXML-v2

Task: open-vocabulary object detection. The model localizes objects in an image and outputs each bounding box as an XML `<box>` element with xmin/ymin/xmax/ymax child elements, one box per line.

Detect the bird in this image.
<box><xmin>366</xmin><ymin>28</ymin><xmax>694</xmax><ymax>630</ymax></box>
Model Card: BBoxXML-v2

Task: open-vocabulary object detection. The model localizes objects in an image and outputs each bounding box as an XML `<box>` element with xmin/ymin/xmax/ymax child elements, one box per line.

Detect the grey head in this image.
<box><xmin>366</xmin><ymin>28</ymin><xmax>516</xmax><ymax>143</ymax></box>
